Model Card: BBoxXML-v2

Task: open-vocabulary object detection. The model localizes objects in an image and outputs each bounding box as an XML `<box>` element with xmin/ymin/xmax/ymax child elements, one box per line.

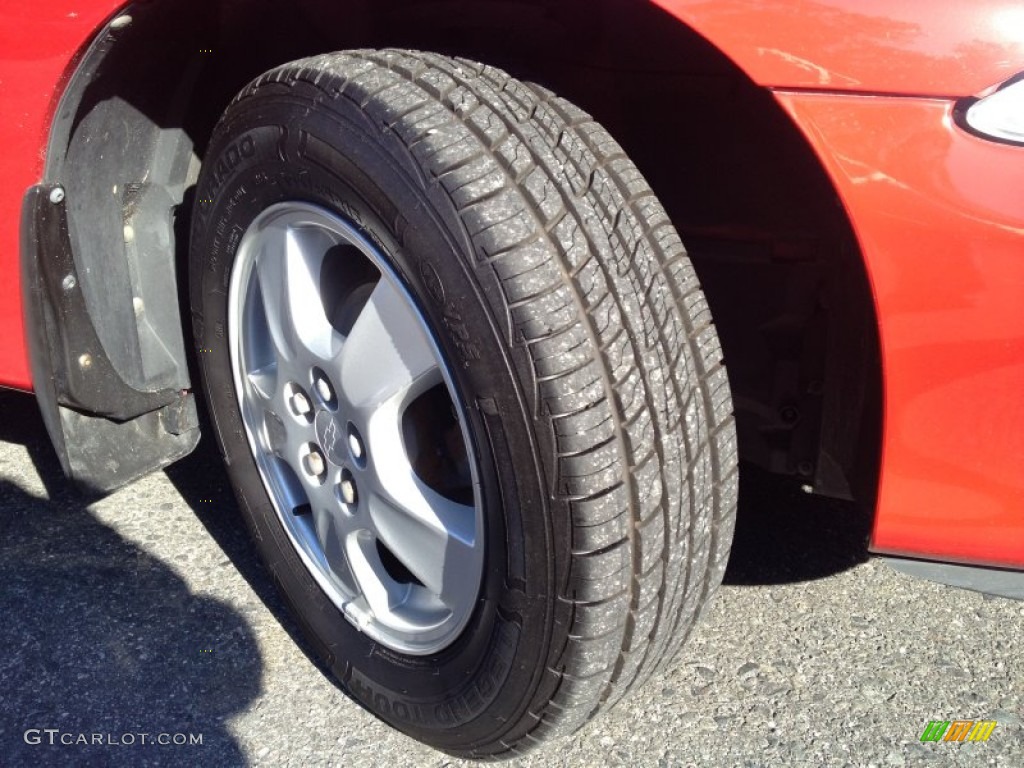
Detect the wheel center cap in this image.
<box><xmin>315</xmin><ymin>410</ymin><xmax>347</xmax><ymax>466</ymax></box>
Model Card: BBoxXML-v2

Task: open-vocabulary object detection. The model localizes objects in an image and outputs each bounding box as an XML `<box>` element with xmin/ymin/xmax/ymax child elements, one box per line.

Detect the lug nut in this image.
<box><xmin>303</xmin><ymin>449</ymin><xmax>325</xmax><ymax>478</ymax></box>
<box><xmin>315</xmin><ymin>376</ymin><xmax>334</xmax><ymax>403</ymax></box>
<box><xmin>291</xmin><ymin>391</ymin><xmax>312</xmax><ymax>416</ymax></box>
<box><xmin>340</xmin><ymin>477</ymin><xmax>357</xmax><ymax>505</ymax></box>
<box><xmin>348</xmin><ymin>432</ymin><xmax>363</xmax><ymax>460</ymax></box>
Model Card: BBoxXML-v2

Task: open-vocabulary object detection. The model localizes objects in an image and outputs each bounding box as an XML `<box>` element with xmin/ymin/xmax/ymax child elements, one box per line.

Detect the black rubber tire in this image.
<box><xmin>189</xmin><ymin>49</ymin><xmax>738</xmax><ymax>757</ymax></box>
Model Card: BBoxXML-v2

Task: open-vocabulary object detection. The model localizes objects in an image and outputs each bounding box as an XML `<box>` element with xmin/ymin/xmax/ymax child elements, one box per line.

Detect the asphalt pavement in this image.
<box><xmin>0</xmin><ymin>388</ymin><xmax>1021</xmax><ymax>767</ymax></box>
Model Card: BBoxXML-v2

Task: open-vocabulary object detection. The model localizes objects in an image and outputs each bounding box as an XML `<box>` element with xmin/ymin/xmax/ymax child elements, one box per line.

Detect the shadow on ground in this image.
<box><xmin>0</xmin><ymin>390</ymin><xmax>261</xmax><ymax>765</ymax></box>
<box><xmin>723</xmin><ymin>463</ymin><xmax>873</xmax><ymax>585</ymax></box>
<box><xmin>161</xmin><ymin>419</ymin><xmax>321</xmax><ymax>678</ymax></box>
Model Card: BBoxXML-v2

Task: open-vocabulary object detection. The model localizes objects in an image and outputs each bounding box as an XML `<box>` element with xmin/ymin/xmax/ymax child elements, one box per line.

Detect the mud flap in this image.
<box><xmin>20</xmin><ymin>184</ymin><xmax>199</xmax><ymax>492</ymax></box>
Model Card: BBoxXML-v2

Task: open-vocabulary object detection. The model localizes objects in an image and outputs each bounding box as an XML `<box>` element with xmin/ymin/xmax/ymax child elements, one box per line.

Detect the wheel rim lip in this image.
<box><xmin>226</xmin><ymin>200</ymin><xmax>485</xmax><ymax>655</ymax></box>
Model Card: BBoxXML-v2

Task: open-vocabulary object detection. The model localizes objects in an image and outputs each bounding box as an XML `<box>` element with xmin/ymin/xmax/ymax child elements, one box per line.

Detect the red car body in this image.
<box><xmin>2</xmin><ymin>1</ymin><xmax>1023</xmax><ymax>570</ymax></box>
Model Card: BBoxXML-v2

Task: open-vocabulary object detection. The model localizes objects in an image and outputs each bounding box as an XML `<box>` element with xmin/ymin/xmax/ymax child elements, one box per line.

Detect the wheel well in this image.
<box><xmin>45</xmin><ymin>0</ymin><xmax>881</xmax><ymax>503</ymax></box>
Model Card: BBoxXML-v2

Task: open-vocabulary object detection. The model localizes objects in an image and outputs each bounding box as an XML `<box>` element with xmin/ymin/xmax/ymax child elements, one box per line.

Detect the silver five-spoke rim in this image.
<box><xmin>228</xmin><ymin>202</ymin><xmax>483</xmax><ymax>655</ymax></box>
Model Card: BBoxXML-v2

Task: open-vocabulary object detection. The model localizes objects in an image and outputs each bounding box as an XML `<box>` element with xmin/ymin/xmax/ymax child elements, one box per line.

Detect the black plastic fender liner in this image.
<box><xmin>21</xmin><ymin>184</ymin><xmax>200</xmax><ymax>492</ymax></box>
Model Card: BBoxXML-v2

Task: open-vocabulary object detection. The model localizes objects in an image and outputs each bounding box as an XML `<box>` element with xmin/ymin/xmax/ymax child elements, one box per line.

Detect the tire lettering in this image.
<box><xmin>212</xmin><ymin>135</ymin><xmax>255</xmax><ymax>188</ymax></box>
<box><xmin>417</xmin><ymin>259</ymin><xmax>481</xmax><ymax>364</ymax></box>
<box><xmin>419</xmin><ymin>260</ymin><xmax>445</xmax><ymax>304</ymax></box>
<box><xmin>345</xmin><ymin>622</ymin><xmax>518</xmax><ymax>729</ymax></box>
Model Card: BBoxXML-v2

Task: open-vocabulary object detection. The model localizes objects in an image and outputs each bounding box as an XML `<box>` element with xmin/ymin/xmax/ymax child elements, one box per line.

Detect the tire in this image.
<box><xmin>189</xmin><ymin>49</ymin><xmax>737</xmax><ymax>757</ymax></box>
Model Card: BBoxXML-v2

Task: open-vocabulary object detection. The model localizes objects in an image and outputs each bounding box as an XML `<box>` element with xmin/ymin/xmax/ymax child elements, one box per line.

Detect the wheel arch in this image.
<box><xmin>40</xmin><ymin>0</ymin><xmax>882</xmax><ymax>504</ymax></box>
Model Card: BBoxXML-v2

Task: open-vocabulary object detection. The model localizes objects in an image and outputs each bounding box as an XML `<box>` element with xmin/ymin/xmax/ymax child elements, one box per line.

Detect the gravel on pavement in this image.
<box><xmin>1</xmin><ymin>389</ymin><xmax>1021</xmax><ymax>767</ymax></box>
